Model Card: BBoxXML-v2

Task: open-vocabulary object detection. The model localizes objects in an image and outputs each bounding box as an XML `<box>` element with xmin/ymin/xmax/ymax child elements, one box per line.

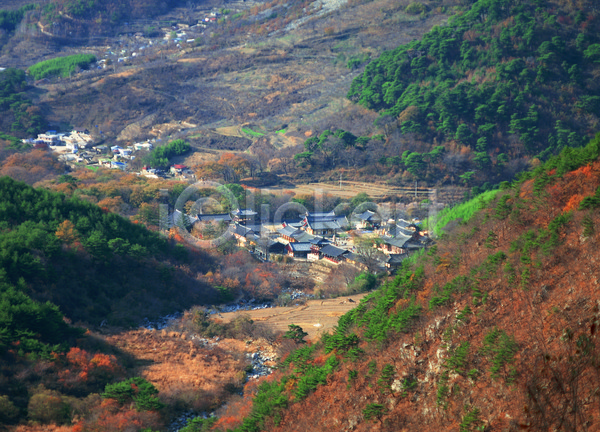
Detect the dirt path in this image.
<box><xmin>218</xmin><ymin>293</ymin><xmax>368</xmax><ymax>341</ymax></box>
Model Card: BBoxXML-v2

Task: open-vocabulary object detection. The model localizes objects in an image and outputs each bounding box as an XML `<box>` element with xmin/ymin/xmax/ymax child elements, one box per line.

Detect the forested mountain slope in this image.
<box><xmin>214</xmin><ymin>133</ymin><xmax>600</xmax><ymax>432</ymax></box>
<box><xmin>346</xmin><ymin>0</ymin><xmax>600</xmax><ymax>185</ymax></box>
<box><xmin>0</xmin><ymin>175</ymin><xmax>218</xmax><ymax>328</ymax></box>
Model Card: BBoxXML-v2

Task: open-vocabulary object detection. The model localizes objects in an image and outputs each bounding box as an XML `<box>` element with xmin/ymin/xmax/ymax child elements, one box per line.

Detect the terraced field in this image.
<box><xmin>218</xmin><ymin>293</ymin><xmax>369</xmax><ymax>341</ymax></box>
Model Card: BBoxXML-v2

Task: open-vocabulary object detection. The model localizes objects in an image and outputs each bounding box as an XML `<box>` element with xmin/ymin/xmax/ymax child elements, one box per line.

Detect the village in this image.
<box><xmin>23</xmin><ymin>128</ymin><xmax>198</xmax><ymax>178</ymax></box>
<box><xmin>174</xmin><ymin>205</ymin><xmax>433</xmax><ymax>274</ymax></box>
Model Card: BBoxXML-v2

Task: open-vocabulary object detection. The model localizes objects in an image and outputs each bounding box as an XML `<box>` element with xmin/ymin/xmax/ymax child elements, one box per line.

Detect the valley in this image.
<box><xmin>1</xmin><ymin>0</ymin><xmax>600</xmax><ymax>431</ymax></box>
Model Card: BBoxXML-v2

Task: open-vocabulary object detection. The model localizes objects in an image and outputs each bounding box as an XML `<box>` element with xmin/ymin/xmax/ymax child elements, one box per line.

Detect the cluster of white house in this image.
<box><xmin>173</xmin><ymin>207</ymin><xmax>432</xmax><ymax>273</ymax></box>
<box><xmin>24</xmin><ymin>131</ymin><xmax>161</xmax><ymax>171</ymax></box>
<box><xmin>24</xmin><ymin>129</ymin><xmax>94</xmax><ymax>152</ymax></box>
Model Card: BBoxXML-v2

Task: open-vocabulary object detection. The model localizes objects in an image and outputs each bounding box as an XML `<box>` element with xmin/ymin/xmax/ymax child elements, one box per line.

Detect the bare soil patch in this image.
<box><xmin>110</xmin><ymin>68</ymin><xmax>140</xmax><ymax>78</ymax></box>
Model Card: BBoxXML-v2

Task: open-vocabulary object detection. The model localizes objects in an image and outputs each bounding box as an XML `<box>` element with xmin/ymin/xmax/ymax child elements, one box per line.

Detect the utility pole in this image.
<box><xmin>339</xmin><ymin>172</ymin><xmax>342</xmax><ymax>190</ymax></box>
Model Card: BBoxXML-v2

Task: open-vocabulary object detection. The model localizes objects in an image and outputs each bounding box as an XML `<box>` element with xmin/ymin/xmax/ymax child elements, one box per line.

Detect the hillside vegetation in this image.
<box><xmin>194</xmin><ymin>133</ymin><xmax>600</xmax><ymax>431</ymax></box>
<box><xmin>0</xmin><ymin>68</ymin><xmax>46</xmax><ymax>140</ymax></box>
<box><xmin>346</xmin><ymin>0</ymin><xmax>600</xmax><ymax>182</ymax></box>
<box><xmin>0</xmin><ymin>175</ymin><xmax>220</xmax><ymax>327</ymax></box>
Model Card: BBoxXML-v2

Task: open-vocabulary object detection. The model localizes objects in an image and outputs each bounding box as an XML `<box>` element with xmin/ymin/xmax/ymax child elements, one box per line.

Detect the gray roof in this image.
<box><xmin>320</xmin><ymin>244</ymin><xmax>348</xmax><ymax>258</ymax></box>
<box><xmin>395</xmin><ymin>219</ymin><xmax>414</xmax><ymax>229</ymax></box>
<box><xmin>197</xmin><ymin>213</ymin><xmax>232</xmax><ymax>222</ymax></box>
<box><xmin>292</xmin><ymin>231</ymin><xmax>315</xmax><ymax>242</ymax></box>
<box><xmin>358</xmin><ymin>210</ymin><xmax>381</xmax><ymax>222</ymax></box>
<box><xmin>288</xmin><ymin>242</ymin><xmax>312</xmax><ymax>252</ymax></box>
<box><xmin>387</xmin><ymin>253</ymin><xmax>408</xmax><ymax>265</ymax></box>
<box><xmin>233</xmin><ymin>223</ymin><xmax>255</xmax><ymax>237</ymax></box>
<box><xmin>277</xmin><ymin>225</ymin><xmax>315</xmax><ymax>242</ymax></box>
<box><xmin>306</xmin><ymin>211</ymin><xmax>336</xmax><ymax>218</ymax></box>
<box><xmin>306</xmin><ymin>220</ymin><xmax>342</xmax><ymax>231</ymax></box>
<box><xmin>256</xmin><ymin>240</ymin><xmax>285</xmax><ymax>252</ymax></box>
<box><xmin>232</xmin><ymin>208</ymin><xmax>258</xmax><ymax>217</ymax></box>
<box><xmin>387</xmin><ymin>224</ymin><xmax>416</xmax><ymax>238</ymax></box>
<box><xmin>278</xmin><ymin>225</ymin><xmax>300</xmax><ymax>237</ymax></box>
<box><xmin>282</xmin><ymin>219</ymin><xmax>303</xmax><ymax>228</ymax></box>
<box><xmin>382</xmin><ymin>234</ymin><xmax>412</xmax><ymax>248</ymax></box>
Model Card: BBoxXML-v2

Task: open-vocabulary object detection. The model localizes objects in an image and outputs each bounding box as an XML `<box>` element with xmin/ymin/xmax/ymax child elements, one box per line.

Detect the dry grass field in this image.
<box><xmin>100</xmin><ymin>328</ymin><xmax>266</xmax><ymax>411</ymax></box>
<box><xmin>218</xmin><ymin>293</ymin><xmax>369</xmax><ymax>341</ymax></box>
<box><xmin>286</xmin><ymin>180</ymin><xmax>433</xmax><ymax>200</ymax></box>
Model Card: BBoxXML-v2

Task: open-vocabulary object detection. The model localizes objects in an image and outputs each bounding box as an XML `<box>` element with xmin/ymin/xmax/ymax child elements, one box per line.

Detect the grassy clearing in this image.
<box><xmin>28</xmin><ymin>54</ymin><xmax>96</xmax><ymax>80</ymax></box>
<box><xmin>241</xmin><ymin>127</ymin><xmax>265</xmax><ymax>137</ymax></box>
<box><xmin>430</xmin><ymin>189</ymin><xmax>500</xmax><ymax>236</ymax></box>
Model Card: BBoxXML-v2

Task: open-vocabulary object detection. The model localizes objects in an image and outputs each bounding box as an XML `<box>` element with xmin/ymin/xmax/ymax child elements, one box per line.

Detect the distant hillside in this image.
<box><xmin>346</xmin><ymin>0</ymin><xmax>600</xmax><ymax>185</ymax></box>
<box><xmin>12</xmin><ymin>0</ymin><xmax>190</xmax><ymax>39</ymax></box>
<box><xmin>206</xmin><ymin>132</ymin><xmax>600</xmax><ymax>431</ymax></box>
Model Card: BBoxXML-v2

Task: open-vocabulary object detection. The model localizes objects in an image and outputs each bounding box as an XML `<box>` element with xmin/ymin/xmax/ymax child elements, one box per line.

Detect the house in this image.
<box><xmin>307</xmin><ymin>237</ymin><xmax>330</xmax><ymax>260</ymax></box>
<box><xmin>36</xmin><ymin>133</ymin><xmax>60</xmax><ymax>145</ymax></box>
<box><xmin>232</xmin><ymin>223</ymin><xmax>257</xmax><ymax>246</ymax></box>
<box><xmin>380</xmin><ymin>233</ymin><xmax>413</xmax><ymax>255</ymax></box>
<box><xmin>302</xmin><ymin>214</ymin><xmax>343</xmax><ymax>237</ymax></box>
<box><xmin>355</xmin><ymin>210</ymin><xmax>382</xmax><ymax>229</ymax></box>
<box><xmin>134</xmin><ymin>142</ymin><xmax>153</xmax><ymax>151</ymax></box>
<box><xmin>277</xmin><ymin>224</ymin><xmax>315</xmax><ymax>243</ymax></box>
<box><xmin>285</xmin><ymin>242</ymin><xmax>312</xmax><ymax>259</ymax></box>
<box><xmin>386</xmin><ymin>253</ymin><xmax>409</xmax><ymax>272</ymax></box>
<box><xmin>170</xmin><ymin>164</ymin><xmax>187</xmax><ymax>175</ymax></box>
<box><xmin>232</xmin><ymin>208</ymin><xmax>258</xmax><ymax>224</ymax></box>
<box><xmin>319</xmin><ymin>244</ymin><xmax>349</xmax><ymax>264</ymax></box>
<box><xmin>344</xmin><ymin>252</ymin><xmax>368</xmax><ymax>271</ymax></box>
<box><xmin>93</xmin><ymin>145</ymin><xmax>108</xmax><ymax>154</ymax></box>
<box><xmin>255</xmin><ymin>240</ymin><xmax>285</xmax><ymax>261</ymax></box>
<box><xmin>110</xmin><ymin>161</ymin><xmax>127</xmax><ymax>170</ymax></box>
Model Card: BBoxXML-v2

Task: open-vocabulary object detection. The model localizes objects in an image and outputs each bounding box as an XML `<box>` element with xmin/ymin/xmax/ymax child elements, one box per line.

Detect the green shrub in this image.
<box><xmin>347</xmin><ymin>369</ymin><xmax>358</xmax><ymax>389</ymax></box>
<box><xmin>481</xmin><ymin>328</ymin><xmax>518</xmax><ymax>381</ymax></box>
<box><xmin>445</xmin><ymin>341</ymin><xmax>470</xmax><ymax>373</ymax></box>
<box><xmin>460</xmin><ymin>406</ymin><xmax>482</xmax><ymax>432</ymax></box>
<box><xmin>405</xmin><ymin>2</ymin><xmax>426</xmax><ymax>14</ymax></box>
<box><xmin>284</xmin><ymin>324</ymin><xmax>308</xmax><ymax>344</ymax></box>
<box><xmin>582</xmin><ymin>214</ymin><xmax>595</xmax><ymax>237</ymax></box>
<box><xmin>180</xmin><ymin>416</ymin><xmax>217</xmax><ymax>432</ymax></box>
<box><xmin>363</xmin><ymin>402</ymin><xmax>385</xmax><ymax>421</ymax></box>
<box><xmin>102</xmin><ymin>377</ymin><xmax>164</xmax><ymax>411</ymax></box>
<box><xmin>377</xmin><ymin>364</ymin><xmax>395</xmax><ymax>392</ymax></box>
<box><xmin>28</xmin><ymin>386</ymin><xmax>71</xmax><ymax>424</ymax></box>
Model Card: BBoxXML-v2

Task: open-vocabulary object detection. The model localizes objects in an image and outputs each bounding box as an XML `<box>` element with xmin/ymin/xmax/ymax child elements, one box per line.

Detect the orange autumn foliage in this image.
<box><xmin>73</xmin><ymin>400</ymin><xmax>163</xmax><ymax>432</ymax></box>
<box><xmin>57</xmin><ymin>348</ymin><xmax>124</xmax><ymax>392</ymax></box>
<box><xmin>563</xmin><ymin>194</ymin><xmax>584</xmax><ymax>212</ymax></box>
